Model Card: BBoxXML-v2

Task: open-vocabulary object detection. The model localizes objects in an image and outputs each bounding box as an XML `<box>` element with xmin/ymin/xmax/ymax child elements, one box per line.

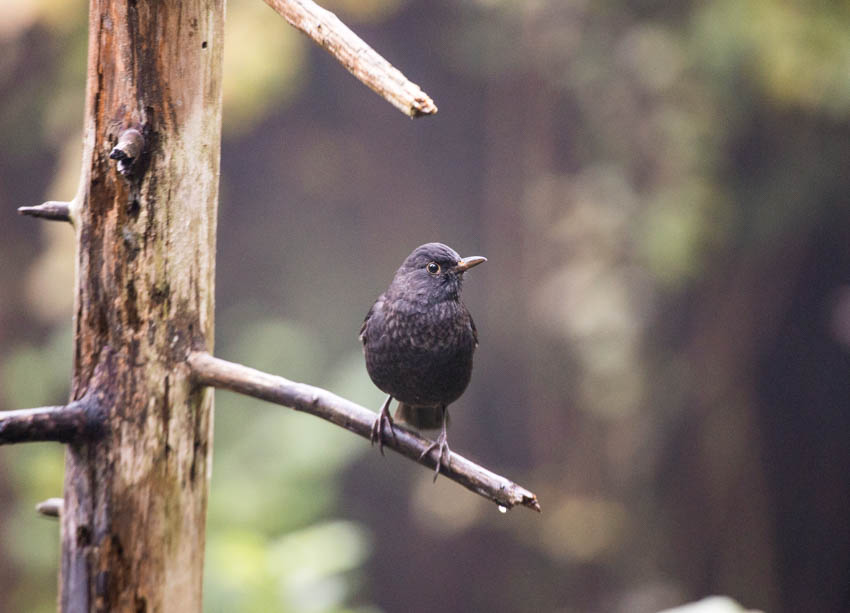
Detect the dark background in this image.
<box><xmin>1</xmin><ymin>1</ymin><xmax>849</xmax><ymax>611</ymax></box>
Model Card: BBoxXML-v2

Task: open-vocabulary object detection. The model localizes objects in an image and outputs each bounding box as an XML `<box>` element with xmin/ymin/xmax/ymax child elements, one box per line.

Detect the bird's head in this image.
<box><xmin>390</xmin><ymin>242</ymin><xmax>486</xmax><ymax>303</ymax></box>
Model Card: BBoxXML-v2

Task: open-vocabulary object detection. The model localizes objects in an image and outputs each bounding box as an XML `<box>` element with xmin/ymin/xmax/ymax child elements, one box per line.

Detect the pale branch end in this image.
<box><xmin>262</xmin><ymin>0</ymin><xmax>438</xmax><ymax>118</ymax></box>
<box><xmin>17</xmin><ymin>201</ymin><xmax>72</xmax><ymax>223</ymax></box>
<box><xmin>0</xmin><ymin>400</ymin><xmax>100</xmax><ymax>446</ymax></box>
<box><xmin>187</xmin><ymin>351</ymin><xmax>541</xmax><ymax>512</ymax></box>
<box><xmin>36</xmin><ymin>498</ymin><xmax>63</xmax><ymax>518</ymax></box>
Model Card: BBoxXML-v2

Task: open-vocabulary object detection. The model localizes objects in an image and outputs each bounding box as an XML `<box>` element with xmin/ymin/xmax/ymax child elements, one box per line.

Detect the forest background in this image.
<box><xmin>1</xmin><ymin>1</ymin><xmax>849</xmax><ymax>612</ymax></box>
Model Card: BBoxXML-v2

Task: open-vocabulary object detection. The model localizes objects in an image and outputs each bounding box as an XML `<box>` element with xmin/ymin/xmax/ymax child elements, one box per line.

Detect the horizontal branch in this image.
<box><xmin>0</xmin><ymin>400</ymin><xmax>96</xmax><ymax>446</ymax></box>
<box><xmin>36</xmin><ymin>498</ymin><xmax>63</xmax><ymax>518</ymax></box>
<box><xmin>188</xmin><ymin>351</ymin><xmax>540</xmax><ymax>512</ymax></box>
<box><xmin>262</xmin><ymin>0</ymin><xmax>437</xmax><ymax>118</ymax></box>
<box><xmin>18</xmin><ymin>201</ymin><xmax>72</xmax><ymax>223</ymax></box>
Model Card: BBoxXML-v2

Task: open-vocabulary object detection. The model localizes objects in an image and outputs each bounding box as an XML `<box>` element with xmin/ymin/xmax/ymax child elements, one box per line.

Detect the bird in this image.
<box><xmin>360</xmin><ymin>242</ymin><xmax>486</xmax><ymax>480</ymax></box>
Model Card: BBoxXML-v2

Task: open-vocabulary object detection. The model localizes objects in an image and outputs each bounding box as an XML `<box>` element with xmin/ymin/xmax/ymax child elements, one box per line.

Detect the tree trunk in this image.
<box><xmin>61</xmin><ymin>0</ymin><xmax>224</xmax><ymax>610</ymax></box>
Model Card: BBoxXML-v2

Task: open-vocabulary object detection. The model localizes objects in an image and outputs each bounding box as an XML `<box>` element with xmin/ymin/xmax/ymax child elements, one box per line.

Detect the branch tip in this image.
<box><xmin>410</xmin><ymin>96</ymin><xmax>438</xmax><ymax>118</ymax></box>
<box><xmin>18</xmin><ymin>201</ymin><xmax>72</xmax><ymax>223</ymax></box>
<box><xmin>36</xmin><ymin>498</ymin><xmax>63</xmax><ymax>518</ymax></box>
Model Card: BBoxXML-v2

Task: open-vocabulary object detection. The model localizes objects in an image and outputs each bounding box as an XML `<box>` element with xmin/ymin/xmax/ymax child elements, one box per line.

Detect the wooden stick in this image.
<box><xmin>188</xmin><ymin>351</ymin><xmax>540</xmax><ymax>512</ymax></box>
<box><xmin>262</xmin><ymin>0</ymin><xmax>437</xmax><ymax>117</ymax></box>
<box><xmin>36</xmin><ymin>498</ymin><xmax>64</xmax><ymax>518</ymax></box>
<box><xmin>17</xmin><ymin>201</ymin><xmax>72</xmax><ymax>223</ymax></box>
<box><xmin>0</xmin><ymin>401</ymin><xmax>94</xmax><ymax>445</ymax></box>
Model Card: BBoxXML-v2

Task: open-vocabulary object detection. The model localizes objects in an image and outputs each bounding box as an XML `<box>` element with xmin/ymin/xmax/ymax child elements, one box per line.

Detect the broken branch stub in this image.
<box><xmin>109</xmin><ymin>128</ymin><xmax>145</xmax><ymax>176</ymax></box>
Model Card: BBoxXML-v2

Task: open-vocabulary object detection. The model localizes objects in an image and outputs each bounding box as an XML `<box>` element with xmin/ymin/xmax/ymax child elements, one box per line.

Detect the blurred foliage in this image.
<box><xmin>2</xmin><ymin>0</ymin><xmax>850</xmax><ymax>612</ymax></box>
<box><xmin>0</xmin><ymin>324</ymin><xmax>68</xmax><ymax>612</ymax></box>
<box><xmin>204</xmin><ymin>313</ymin><xmax>380</xmax><ymax>611</ymax></box>
<box><xmin>222</xmin><ymin>0</ymin><xmax>307</xmax><ymax>134</ymax></box>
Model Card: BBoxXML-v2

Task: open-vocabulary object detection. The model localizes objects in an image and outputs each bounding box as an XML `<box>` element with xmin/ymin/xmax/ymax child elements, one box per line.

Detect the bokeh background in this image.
<box><xmin>2</xmin><ymin>1</ymin><xmax>850</xmax><ymax>611</ymax></box>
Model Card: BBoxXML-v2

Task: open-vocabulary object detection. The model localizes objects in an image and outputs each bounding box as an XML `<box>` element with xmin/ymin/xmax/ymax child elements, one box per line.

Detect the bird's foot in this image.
<box><xmin>419</xmin><ymin>430</ymin><xmax>451</xmax><ymax>482</ymax></box>
<box><xmin>370</xmin><ymin>396</ymin><xmax>396</xmax><ymax>456</ymax></box>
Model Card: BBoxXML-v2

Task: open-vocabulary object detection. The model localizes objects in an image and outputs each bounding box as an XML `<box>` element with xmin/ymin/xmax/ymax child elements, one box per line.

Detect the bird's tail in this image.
<box><xmin>394</xmin><ymin>403</ymin><xmax>447</xmax><ymax>430</ymax></box>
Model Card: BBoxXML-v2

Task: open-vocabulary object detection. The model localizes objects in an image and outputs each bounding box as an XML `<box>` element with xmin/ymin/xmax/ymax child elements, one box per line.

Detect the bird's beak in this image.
<box><xmin>454</xmin><ymin>255</ymin><xmax>487</xmax><ymax>273</ymax></box>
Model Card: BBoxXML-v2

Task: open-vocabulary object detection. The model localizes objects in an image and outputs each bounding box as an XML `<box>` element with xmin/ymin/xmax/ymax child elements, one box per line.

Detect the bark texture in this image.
<box><xmin>61</xmin><ymin>0</ymin><xmax>224</xmax><ymax>611</ymax></box>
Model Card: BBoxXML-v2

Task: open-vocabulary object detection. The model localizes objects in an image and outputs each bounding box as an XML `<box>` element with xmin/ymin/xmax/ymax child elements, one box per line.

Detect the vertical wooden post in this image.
<box><xmin>60</xmin><ymin>0</ymin><xmax>224</xmax><ymax>610</ymax></box>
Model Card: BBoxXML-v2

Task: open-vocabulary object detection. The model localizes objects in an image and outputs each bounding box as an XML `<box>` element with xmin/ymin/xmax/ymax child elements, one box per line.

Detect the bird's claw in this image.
<box><xmin>370</xmin><ymin>397</ymin><xmax>396</xmax><ymax>456</ymax></box>
<box><xmin>419</xmin><ymin>433</ymin><xmax>451</xmax><ymax>482</ymax></box>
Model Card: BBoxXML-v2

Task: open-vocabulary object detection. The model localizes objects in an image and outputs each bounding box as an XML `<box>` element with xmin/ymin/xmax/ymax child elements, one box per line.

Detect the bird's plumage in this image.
<box><xmin>361</xmin><ymin>242</ymin><xmax>485</xmax><ymax>477</ymax></box>
<box><xmin>360</xmin><ymin>243</ymin><xmax>481</xmax><ymax>420</ymax></box>
<box><xmin>360</xmin><ymin>243</ymin><xmax>487</xmax><ymax>479</ymax></box>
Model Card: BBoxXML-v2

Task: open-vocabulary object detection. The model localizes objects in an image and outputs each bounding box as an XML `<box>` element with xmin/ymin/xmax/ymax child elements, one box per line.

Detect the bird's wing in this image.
<box><xmin>359</xmin><ymin>296</ymin><xmax>383</xmax><ymax>344</ymax></box>
<box><xmin>358</xmin><ymin>310</ymin><xmax>371</xmax><ymax>343</ymax></box>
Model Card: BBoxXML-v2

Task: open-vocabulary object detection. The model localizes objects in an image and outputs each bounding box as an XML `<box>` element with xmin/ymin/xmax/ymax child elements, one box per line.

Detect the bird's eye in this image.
<box><xmin>426</xmin><ymin>262</ymin><xmax>441</xmax><ymax>274</ymax></box>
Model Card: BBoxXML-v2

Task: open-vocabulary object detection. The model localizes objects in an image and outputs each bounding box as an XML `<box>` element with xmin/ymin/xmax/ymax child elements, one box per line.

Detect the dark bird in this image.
<box><xmin>360</xmin><ymin>242</ymin><xmax>486</xmax><ymax>479</ymax></box>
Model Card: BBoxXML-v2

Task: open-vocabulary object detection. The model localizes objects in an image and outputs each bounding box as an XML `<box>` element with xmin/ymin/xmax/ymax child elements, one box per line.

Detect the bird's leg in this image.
<box><xmin>419</xmin><ymin>406</ymin><xmax>451</xmax><ymax>481</ymax></box>
<box><xmin>370</xmin><ymin>394</ymin><xmax>397</xmax><ymax>456</ymax></box>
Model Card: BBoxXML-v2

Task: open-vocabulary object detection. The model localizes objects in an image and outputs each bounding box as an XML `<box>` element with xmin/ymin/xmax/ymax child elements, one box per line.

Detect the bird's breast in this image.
<box><xmin>386</xmin><ymin>300</ymin><xmax>474</xmax><ymax>351</ymax></box>
<box><xmin>363</xmin><ymin>298</ymin><xmax>477</xmax><ymax>406</ymax></box>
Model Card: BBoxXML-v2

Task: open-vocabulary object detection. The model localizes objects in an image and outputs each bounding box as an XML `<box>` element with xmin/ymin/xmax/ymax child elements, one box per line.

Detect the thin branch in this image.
<box><xmin>262</xmin><ymin>0</ymin><xmax>438</xmax><ymax>118</ymax></box>
<box><xmin>36</xmin><ymin>498</ymin><xmax>63</xmax><ymax>518</ymax></box>
<box><xmin>0</xmin><ymin>400</ymin><xmax>96</xmax><ymax>446</ymax></box>
<box><xmin>188</xmin><ymin>351</ymin><xmax>540</xmax><ymax>512</ymax></box>
<box><xmin>18</xmin><ymin>201</ymin><xmax>72</xmax><ymax>223</ymax></box>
